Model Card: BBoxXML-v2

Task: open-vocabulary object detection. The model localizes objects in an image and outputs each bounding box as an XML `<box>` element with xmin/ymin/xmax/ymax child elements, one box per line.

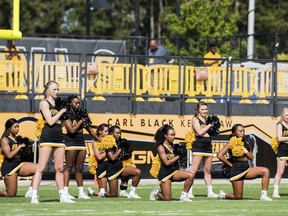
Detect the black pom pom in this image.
<box><xmin>16</xmin><ymin>135</ymin><xmax>33</xmax><ymax>157</ymax></box>
<box><xmin>173</xmin><ymin>143</ymin><xmax>187</xmax><ymax>167</ymax></box>
<box><xmin>117</xmin><ymin>138</ymin><xmax>133</xmax><ymax>160</ymax></box>
<box><xmin>206</xmin><ymin>115</ymin><xmax>221</xmax><ymax>136</ymax></box>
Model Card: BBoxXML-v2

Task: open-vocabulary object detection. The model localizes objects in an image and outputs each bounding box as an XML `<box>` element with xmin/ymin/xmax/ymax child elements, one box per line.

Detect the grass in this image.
<box><xmin>0</xmin><ymin>180</ymin><xmax>288</xmax><ymax>216</ymax></box>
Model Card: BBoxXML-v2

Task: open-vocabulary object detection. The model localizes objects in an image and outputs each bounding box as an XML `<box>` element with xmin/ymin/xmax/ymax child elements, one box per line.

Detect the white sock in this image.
<box><xmin>99</xmin><ymin>188</ymin><xmax>105</xmax><ymax>193</ymax></box>
<box><xmin>188</xmin><ymin>186</ymin><xmax>193</xmax><ymax>195</ymax></box>
<box><xmin>28</xmin><ymin>186</ymin><xmax>32</xmax><ymax>192</ymax></box>
<box><xmin>274</xmin><ymin>185</ymin><xmax>279</xmax><ymax>193</ymax></box>
<box><xmin>261</xmin><ymin>190</ymin><xmax>267</xmax><ymax>196</ymax></box>
<box><xmin>78</xmin><ymin>186</ymin><xmax>84</xmax><ymax>194</ymax></box>
<box><xmin>59</xmin><ymin>189</ymin><xmax>65</xmax><ymax>196</ymax></box>
<box><xmin>32</xmin><ymin>189</ymin><xmax>38</xmax><ymax>198</ymax></box>
<box><xmin>130</xmin><ymin>186</ymin><xmax>136</xmax><ymax>193</ymax></box>
<box><xmin>64</xmin><ymin>187</ymin><xmax>69</xmax><ymax>194</ymax></box>
<box><xmin>181</xmin><ymin>191</ymin><xmax>188</xmax><ymax>196</ymax></box>
<box><xmin>120</xmin><ymin>189</ymin><xmax>126</xmax><ymax>193</ymax></box>
<box><xmin>207</xmin><ymin>185</ymin><xmax>213</xmax><ymax>194</ymax></box>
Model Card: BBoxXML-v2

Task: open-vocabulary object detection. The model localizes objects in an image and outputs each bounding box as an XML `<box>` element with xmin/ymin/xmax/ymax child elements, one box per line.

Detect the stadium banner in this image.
<box><xmin>0</xmin><ymin>113</ymin><xmax>279</xmax><ymax>178</ymax></box>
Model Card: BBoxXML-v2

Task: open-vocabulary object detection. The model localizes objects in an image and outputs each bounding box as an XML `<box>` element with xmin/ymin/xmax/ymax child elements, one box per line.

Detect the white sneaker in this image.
<box><xmin>128</xmin><ymin>192</ymin><xmax>141</xmax><ymax>199</ymax></box>
<box><xmin>150</xmin><ymin>188</ymin><xmax>158</xmax><ymax>201</ymax></box>
<box><xmin>207</xmin><ymin>192</ymin><xmax>218</xmax><ymax>198</ymax></box>
<box><xmin>218</xmin><ymin>190</ymin><xmax>226</xmax><ymax>199</ymax></box>
<box><xmin>87</xmin><ymin>187</ymin><xmax>94</xmax><ymax>196</ymax></box>
<box><xmin>188</xmin><ymin>193</ymin><xmax>195</xmax><ymax>198</ymax></box>
<box><xmin>78</xmin><ymin>192</ymin><xmax>90</xmax><ymax>199</ymax></box>
<box><xmin>180</xmin><ymin>194</ymin><xmax>193</xmax><ymax>202</ymax></box>
<box><xmin>31</xmin><ymin>196</ymin><xmax>39</xmax><ymax>204</ymax></box>
<box><xmin>60</xmin><ymin>194</ymin><xmax>76</xmax><ymax>203</ymax></box>
<box><xmin>272</xmin><ymin>192</ymin><xmax>280</xmax><ymax>198</ymax></box>
<box><xmin>25</xmin><ymin>190</ymin><xmax>32</xmax><ymax>198</ymax></box>
<box><xmin>66</xmin><ymin>193</ymin><xmax>75</xmax><ymax>200</ymax></box>
<box><xmin>119</xmin><ymin>190</ymin><xmax>129</xmax><ymax>198</ymax></box>
<box><xmin>260</xmin><ymin>195</ymin><xmax>273</xmax><ymax>201</ymax></box>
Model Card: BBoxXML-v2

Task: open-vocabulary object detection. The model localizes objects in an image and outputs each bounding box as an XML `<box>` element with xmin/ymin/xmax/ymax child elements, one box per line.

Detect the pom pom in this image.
<box><xmin>122</xmin><ymin>158</ymin><xmax>136</xmax><ymax>168</ymax></box>
<box><xmin>117</xmin><ymin>138</ymin><xmax>133</xmax><ymax>160</ymax></box>
<box><xmin>75</xmin><ymin>108</ymin><xmax>92</xmax><ymax>128</ymax></box>
<box><xmin>173</xmin><ymin>143</ymin><xmax>187</xmax><ymax>167</ymax></box>
<box><xmin>185</xmin><ymin>131</ymin><xmax>196</xmax><ymax>150</ymax></box>
<box><xmin>88</xmin><ymin>155</ymin><xmax>98</xmax><ymax>175</ymax></box>
<box><xmin>54</xmin><ymin>97</ymin><xmax>70</xmax><ymax>120</ymax></box>
<box><xmin>271</xmin><ymin>137</ymin><xmax>280</xmax><ymax>154</ymax></box>
<box><xmin>229</xmin><ymin>137</ymin><xmax>245</xmax><ymax>157</ymax></box>
<box><xmin>16</xmin><ymin>135</ymin><xmax>33</xmax><ymax>157</ymax></box>
<box><xmin>0</xmin><ymin>151</ymin><xmax>4</xmax><ymax>169</ymax></box>
<box><xmin>35</xmin><ymin>119</ymin><xmax>46</xmax><ymax>139</ymax></box>
<box><xmin>97</xmin><ymin>135</ymin><xmax>117</xmax><ymax>152</ymax></box>
<box><xmin>206</xmin><ymin>115</ymin><xmax>221</xmax><ymax>136</ymax></box>
<box><xmin>149</xmin><ymin>155</ymin><xmax>161</xmax><ymax>178</ymax></box>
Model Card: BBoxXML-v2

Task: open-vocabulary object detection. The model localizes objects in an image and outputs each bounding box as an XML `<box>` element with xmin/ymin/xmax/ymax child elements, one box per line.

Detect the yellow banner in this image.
<box><xmin>0</xmin><ymin>113</ymin><xmax>279</xmax><ymax>142</ymax></box>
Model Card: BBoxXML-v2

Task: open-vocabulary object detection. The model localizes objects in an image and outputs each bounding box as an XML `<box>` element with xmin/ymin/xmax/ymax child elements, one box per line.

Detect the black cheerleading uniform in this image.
<box><xmin>229</xmin><ymin>138</ymin><xmax>251</xmax><ymax>182</ymax></box>
<box><xmin>39</xmin><ymin>100</ymin><xmax>65</xmax><ymax>148</ymax></box>
<box><xmin>158</xmin><ymin>144</ymin><xmax>179</xmax><ymax>182</ymax></box>
<box><xmin>65</xmin><ymin>111</ymin><xmax>86</xmax><ymax>151</ymax></box>
<box><xmin>276</xmin><ymin>123</ymin><xmax>288</xmax><ymax>159</ymax></box>
<box><xmin>96</xmin><ymin>159</ymin><xmax>109</xmax><ymax>179</ymax></box>
<box><xmin>1</xmin><ymin>136</ymin><xmax>24</xmax><ymax>176</ymax></box>
<box><xmin>106</xmin><ymin>146</ymin><xmax>124</xmax><ymax>181</ymax></box>
<box><xmin>192</xmin><ymin>117</ymin><xmax>213</xmax><ymax>157</ymax></box>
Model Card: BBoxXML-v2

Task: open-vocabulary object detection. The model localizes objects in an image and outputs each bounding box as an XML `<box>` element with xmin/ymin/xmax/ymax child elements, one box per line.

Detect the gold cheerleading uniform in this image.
<box><xmin>192</xmin><ymin>118</ymin><xmax>213</xmax><ymax>157</ymax></box>
<box><xmin>39</xmin><ymin>100</ymin><xmax>65</xmax><ymax>148</ymax></box>
<box><xmin>158</xmin><ymin>144</ymin><xmax>178</xmax><ymax>182</ymax></box>
<box><xmin>1</xmin><ymin>136</ymin><xmax>24</xmax><ymax>176</ymax></box>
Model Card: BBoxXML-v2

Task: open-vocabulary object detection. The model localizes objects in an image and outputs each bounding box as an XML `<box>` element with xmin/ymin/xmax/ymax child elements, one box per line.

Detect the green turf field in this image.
<box><xmin>0</xmin><ymin>181</ymin><xmax>287</xmax><ymax>216</ymax></box>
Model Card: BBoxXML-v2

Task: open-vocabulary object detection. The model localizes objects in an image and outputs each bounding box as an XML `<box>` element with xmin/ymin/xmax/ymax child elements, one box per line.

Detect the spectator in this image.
<box><xmin>148</xmin><ymin>39</ymin><xmax>173</xmax><ymax>65</ymax></box>
<box><xmin>4</xmin><ymin>40</ymin><xmax>21</xmax><ymax>61</ymax></box>
<box><xmin>203</xmin><ymin>43</ymin><xmax>221</xmax><ymax>67</ymax></box>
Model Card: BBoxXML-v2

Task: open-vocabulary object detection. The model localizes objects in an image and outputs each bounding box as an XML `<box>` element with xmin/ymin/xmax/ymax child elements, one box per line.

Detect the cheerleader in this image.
<box><xmin>30</xmin><ymin>80</ymin><xmax>73</xmax><ymax>204</ymax></box>
<box><xmin>88</xmin><ymin>123</ymin><xmax>110</xmax><ymax>197</ymax></box>
<box><xmin>273</xmin><ymin>107</ymin><xmax>288</xmax><ymax>198</ymax></box>
<box><xmin>149</xmin><ymin>124</ymin><xmax>193</xmax><ymax>201</ymax></box>
<box><xmin>0</xmin><ymin>118</ymin><xmax>37</xmax><ymax>197</ymax></box>
<box><xmin>217</xmin><ymin>123</ymin><xmax>272</xmax><ymax>201</ymax></box>
<box><xmin>106</xmin><ymin>126</ymin><xmax>141</xmax><ymax>198</ymax></box>
<box><xmin>189</xmin><ymin>101</ymin><xmax>218</xmax><ymax>198</ymax></box>
<box><xmin>63</xmin><ymin>95</ymin><xmax>98</xmax><ymax>199</ymax></box>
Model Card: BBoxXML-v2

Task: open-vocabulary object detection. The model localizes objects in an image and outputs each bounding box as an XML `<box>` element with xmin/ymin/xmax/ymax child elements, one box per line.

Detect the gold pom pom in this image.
<box><xmin>149</xmin><ymin>155</ymin><xmax>161</xmax><ymax>178</ymax></box>
<box><xmin>185</xmin><ymin>131</ymin><xmax>196</xmax><ymax>150</ymax></box>
<box><xmin>271</xmin><ymin>137</ymin><xmax>280</xmax><ymax>154</ymax></box>
<box><xmin>0</xmin><ymin>151</ymin><xmax>4</xmax><ymax>169</ymax></box>
<box><xmin>97</xmin><ymin>135</ymin><xmax>116</xmax><ymax>152</ymax></box>
<box><xmin>229</xmin><ymin>137</ymin><xmax>245</xmax><ymax>157</ymax></box>
<box><xmin>88</xmin><ymin>155</ymin><xmax>98</xmax><ymax>175</ymax></box>
<box><xmin>35</xmin><ymin>119</ymin><xmax>46</xmax><ymax>139</ymax></box>
<box><xmin>122</xmin><ymin>158</ymin><xmax>136</xmax><ymax>168</ymax></box>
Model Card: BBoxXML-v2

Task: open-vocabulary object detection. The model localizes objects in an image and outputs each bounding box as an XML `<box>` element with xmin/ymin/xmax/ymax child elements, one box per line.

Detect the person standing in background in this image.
<box><xmin>203</xmin><ymin>43</ymin><xmax>221</xmax><ymax>67</ymax></box>
<box><xmin>148</xmin><ymin>39</ymin><xmax>173</xmax><ymax>65</ymax></box>
<box><xmin>4</xmin><ymin>40</ymin><xmax>21</xmax><ymax>61</ymax></box>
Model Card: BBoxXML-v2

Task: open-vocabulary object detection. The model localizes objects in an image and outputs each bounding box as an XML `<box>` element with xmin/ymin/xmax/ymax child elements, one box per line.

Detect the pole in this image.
<box><xmin>86</xmin><ymin>0</ymin><xmax>91</xmax><ymax>37</ymax></box>
<box><xmin>247</xmin><ymin>0</ymin><xmax>255</xmax><ymax>59</ymax></box>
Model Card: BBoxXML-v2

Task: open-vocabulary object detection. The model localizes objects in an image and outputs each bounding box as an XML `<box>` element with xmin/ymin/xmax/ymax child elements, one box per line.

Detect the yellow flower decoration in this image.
<box><xmin>185</xmin><ymin>131</ymin><xmax>196</xmax><ymax>150</ymax></box>
<box><xmin>149</xmin><ymin>155</ymin><xmax>161</xmax><ymax>178</ymax></box>
<box><xmin>271</xmin><ymin>137</ymin><xmax>280</xmax><ymax>154</ymax></box>
<box><xmin>88</xmin><ymin>155</ymin><xmax>98</xmax><ymax>175</ymax></box>
<box><xmin>35</xmin><ymin>119</ymin><xmax>46</xmax><ymax>139</ymax></box>
<box><xmin>229</xmin><ymin>137</ymin><xmax>245</xmax><ymax>157</ymax></box>
<box><xmin>97</xmin><ymin>135</ymin><xmax>116</xmax><ymax>152</ymax></box>
<box><xmin>122</xmin><ymin>158</ymin><xmax>136</xmax><ymax>168</ymax></box>
<box><xmin>0</xmin><ymin>151</ymin><xmax>4</xmax><ymax>169</ymax></box>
